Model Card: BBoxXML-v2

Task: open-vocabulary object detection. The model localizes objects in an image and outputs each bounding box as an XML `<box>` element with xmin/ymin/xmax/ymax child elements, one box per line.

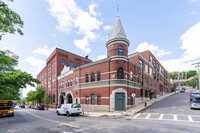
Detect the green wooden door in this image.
<box><xmin>115</xmin><ymin>93</ymin><xmax>125</xmax><ymax>111</ymax></box>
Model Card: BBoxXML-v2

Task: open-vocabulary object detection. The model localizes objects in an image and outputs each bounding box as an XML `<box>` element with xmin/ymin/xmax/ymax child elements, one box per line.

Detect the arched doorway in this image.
<box><xmin>59</xmin><ymin>95</ymin><xmax>64</xmax><ymax>107</ymax></box>
<box><xmin>67</xmin><ymin>93</ymin><xmax>73</xmax><ymax>103</ymax></box>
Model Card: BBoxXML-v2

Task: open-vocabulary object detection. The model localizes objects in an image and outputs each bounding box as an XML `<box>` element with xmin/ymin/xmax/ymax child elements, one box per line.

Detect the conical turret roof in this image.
<box><xmin>106</xmin><ymin>16</ymin><xmax>129</xmax><ymax>47</ymax></box>
<box><xmin>108</xmin><ymin>16</ymin><xmax>127</xmax><ymax>40</ymax></box>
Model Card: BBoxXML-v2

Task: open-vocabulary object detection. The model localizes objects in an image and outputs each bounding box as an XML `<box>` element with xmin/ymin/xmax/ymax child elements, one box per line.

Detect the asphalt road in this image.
<box><xmin>141</xmin><ymin>89</ymin><xmax>199</xmax><ymax>115</ymax></box>
<box><xmin>1</xmin><ymin>90</ymin><xmax>200</xmax><ymax>133</ymax></box>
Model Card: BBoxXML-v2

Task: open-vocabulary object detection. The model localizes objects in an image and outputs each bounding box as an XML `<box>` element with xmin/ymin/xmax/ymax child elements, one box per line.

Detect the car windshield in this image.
<box><xmin>192</xmin><ymin>100</ymin><xmax>200</xmax><ymax>103</ymax></box>
<box><xmin>0</xmin><ymin>102</ymin><xmax>13</xmax><ymax>107</ymax></box>
<box><xmin>192</xmin><ymin>92</ymin><xmax>199</xmax><ymax>95</ymax></box>
<box><xmin>72</xmin><ymin>104</ymin><xmax>81</xmax><ymax>108</ymax></box>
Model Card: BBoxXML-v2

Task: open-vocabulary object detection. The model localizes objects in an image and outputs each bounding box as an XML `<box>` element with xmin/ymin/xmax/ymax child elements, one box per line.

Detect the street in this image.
<box><xmin>1</xmin><ymin>90</ymin><xmax>200</xmax><ymax>133</ymax></box>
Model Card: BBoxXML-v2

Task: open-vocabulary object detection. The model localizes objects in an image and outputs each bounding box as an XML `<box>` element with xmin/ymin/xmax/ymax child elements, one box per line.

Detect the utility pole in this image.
<box><xmin>192</xmin><ymin>62</ymin><xmax>200</xmax><ymax>90</ymax></box>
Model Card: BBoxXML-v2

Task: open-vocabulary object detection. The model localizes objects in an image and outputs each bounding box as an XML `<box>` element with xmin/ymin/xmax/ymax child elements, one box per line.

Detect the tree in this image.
<box><xmin>187</xmin><ymin>70</ymin><xmax>197</xmax><ymax>79</ymax></box>
<box><xmin>0</xmin><ymin>0</ymin><xmax>24</xmax><ymax>35</ymax></box>
<box><xmin>35</xmin><ymin>87</ymin><xmax>45</xmax><ymax>104</ymax></box>
<box><xmin>43</xmin><ymin>93</ymin><xmax>51</xmax><ymax>110</ymax></box>
<box><xmin>26</xmin><ymin>91</ymin><xmax>37</xmax><ymax>104</ymax></box>
<box><xmin>185</xmin><ymin>77</ymin><xmax>198</xmax><ymax>88</ymax></box>
<box><xmin>0</xmin><ymin>50</ymin><xmax>40</xmax><ymax>100</ymax></box>
<box><xmin>22</xmin><ymin>99</ymin><xmax>26</xmax><ymax>105</ymax></box>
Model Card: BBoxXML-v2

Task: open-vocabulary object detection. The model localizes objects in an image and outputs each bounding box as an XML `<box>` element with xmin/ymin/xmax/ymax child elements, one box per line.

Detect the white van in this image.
<box><xmin>56</xmin><ymin>104</ymin><xmax>82</xmax><ymax>116</ymax></box>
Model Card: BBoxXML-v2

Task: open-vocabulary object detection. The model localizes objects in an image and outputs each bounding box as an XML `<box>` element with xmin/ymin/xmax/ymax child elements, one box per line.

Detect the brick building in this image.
<box><xmin>37</xmin><ymin>15</ymin><xmax>170</xmax><ymax>111</ymax></box>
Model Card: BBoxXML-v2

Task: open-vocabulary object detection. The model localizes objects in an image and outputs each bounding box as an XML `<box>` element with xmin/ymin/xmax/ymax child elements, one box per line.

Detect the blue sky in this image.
<box><xmin>1</xmin><ymin>0</ymin><xmax>200</xmax><ymax>96</ymax></box>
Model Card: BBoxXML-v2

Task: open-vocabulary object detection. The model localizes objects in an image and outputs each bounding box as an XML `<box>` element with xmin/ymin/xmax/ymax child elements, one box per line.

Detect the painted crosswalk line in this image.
<box><xmin>129</xmin><ymin>113</ymin><xmax>200</xmax><ymax>123</ymax></box>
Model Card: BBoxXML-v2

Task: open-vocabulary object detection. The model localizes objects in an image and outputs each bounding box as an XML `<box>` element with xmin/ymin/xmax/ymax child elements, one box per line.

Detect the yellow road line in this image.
<box><xmin>24</xmin><ymin>110</ymin><xmax>79</xmax><ymax>128</ymax></box>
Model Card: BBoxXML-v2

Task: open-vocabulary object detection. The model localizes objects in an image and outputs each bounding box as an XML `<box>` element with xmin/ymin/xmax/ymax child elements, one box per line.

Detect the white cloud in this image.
<box><xmin>161</xmin><ymin>21</ymin><xmax>200</xmax><ymax>72</ymax></box>
<box><xmin>46</xmin><ymin>0</ymin><xmax>103</xmax><ymax>54</ymax></box>
<box><xmin>23</xmin><ymin>56</ymin><xmax>45</xmax><ymax>73</ymax></box>
<box><xmin>0</xmin><ymin>46</ymin><xmax>16</xmax><ymax>51</ymax></box>
<box><xmin>190</xmin><ymin>11</ymin><xmax>198</xmax><ymax>15</ymax></box>
<box><xmin>33</xmin><ymin>45</ymin><xmax>55</xmax><ymax>57</ymax></box>
<box><xmin>103</xmin><ymin>25</ymin><xmax>112</xmax><ymax>31</ymax></box>
<box><xmin>134</xmin><ymin>42</ymin><xmax>171</xmax><ymax>58</ymax></box>
<box><xmin>180</xmin><ymin>21</ymin><xmax>200</xmax><ymax>61</ymax></box>
<box><xmin>97</xmin><ymin>54</ymin><xmax>107</xmax><ymax>60</ymax></box>
<box><xmin>160</xmin><ymin>59</ymin><xmax>194</xmax><ymax>72</ymax></box>
<box><xmin>89</xmin><ymin>2</ymin><xmax>98</xmax><ymax>16</ymax></box>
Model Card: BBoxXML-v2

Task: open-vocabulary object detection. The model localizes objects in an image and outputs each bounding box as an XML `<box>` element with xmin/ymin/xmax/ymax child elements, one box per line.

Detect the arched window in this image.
<box><xmin>117</xmin><ymin>67</ymin><xmax>124</xmax><ymax>79</ymax></box>
<box><xmin>85</xmin><ymin>74</ymin><xmax>89</xmax><ymax>83</ymax></box>
<box><xmin>91</xmin><ymin>72</ymin><xmax>95</xmax><ymax>82</ymax></box>
<box><xmin>130</xmin><ymin>71</ymin><xmax>133</xmax><ymax>81</ymax></box>
<box><xmin>97</xmin><ymin>96</ymin><xmax>101</xmax><ymax>105</ymax></box>
<box><xmin>118</xmin><ymin>46</ymin><xmax>123</xmax><ymax>56</ymax></box>
<box><xmin>53</xmin><ymin>94</ymin><xmax>55</xmax><ymax>103</ymax></box>
<box><xmin>68</xmin><ymin>80</ymin><xmax>70</xmax><ymax>87</ymax></box>
<box><xmin>97</xmin><ymin>72</ymin><xmax>101</xmax><ymax>81</ymax></box>
<box><xmin>70</xmin><ymin>79</ymin><xmax>72</xmax><ymax>86</ymax></box>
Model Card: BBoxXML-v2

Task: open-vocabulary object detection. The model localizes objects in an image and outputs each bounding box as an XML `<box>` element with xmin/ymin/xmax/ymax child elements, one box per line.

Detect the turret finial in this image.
<box><xmin>117</xmin><ymin>4</ymin><xmax>119</xmax><ymax>17</ymax></box>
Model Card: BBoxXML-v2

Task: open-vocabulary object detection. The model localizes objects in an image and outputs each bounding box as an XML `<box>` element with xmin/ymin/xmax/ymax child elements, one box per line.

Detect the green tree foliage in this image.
<box><xmin>26</xmin><ymin>91</ymin><xmax>37</xmax><ymax>102</ymax></box>
<box><xmin>0</xmin><ymin>50</ymin><xmax>40</xmax><ymax>100</ymax></box>
<box><xmin>43</xmin><ymin>93</ymin><xmax>51</xmax><ymax>109</ymax></box>
<box><xmin>185</xmin><ymin>77</ymin><xmax>198</xmax><ymax>88</ymax></box>
<box><xmin>35</xmin><ymin>86</ymin><xmax>45</xmax><ymax>104</ymax></box>
<box><xmin>169</xmin><ymin>72</ymin><xmax>178</xmax><ymax>80</ymax></box>
<box><xmin>0</xmin><ymin>0</ymin><xmax>24</xmax><ymax>35</ymax></box>
<box><xmin>22</xmin><ymin>99</ymin><xmax>26</xmax><ymax>105</ymax></box>
<box><xmin>187</xmin><ymin>70</ymin><xmax>197</xmax><ymax>79</ymax></box>
<box><xmin>26</xmin><ymin>87</ymin><xmax>46</xmax><ymax>104</ymax></box>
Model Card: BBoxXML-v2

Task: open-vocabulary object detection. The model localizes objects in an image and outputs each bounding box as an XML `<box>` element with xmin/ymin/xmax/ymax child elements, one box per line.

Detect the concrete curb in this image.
<box><xmin>83</xmin><ymin>92</ymin><xmax>176</xmax><ymax>118</ymax></box>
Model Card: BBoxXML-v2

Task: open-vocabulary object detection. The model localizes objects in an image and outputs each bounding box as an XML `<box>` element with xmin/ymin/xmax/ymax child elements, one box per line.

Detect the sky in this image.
<box><xmin>1</xmin><ymin>0</ymin><xmax>200</xmax><ymax>97</ymax></box>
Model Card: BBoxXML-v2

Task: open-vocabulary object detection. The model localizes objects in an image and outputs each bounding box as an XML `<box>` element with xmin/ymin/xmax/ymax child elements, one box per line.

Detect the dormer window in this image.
<box><xmin>118</xmin><ymin>46</ymin><xmax>123</xmax><ymax>56</ymax></box>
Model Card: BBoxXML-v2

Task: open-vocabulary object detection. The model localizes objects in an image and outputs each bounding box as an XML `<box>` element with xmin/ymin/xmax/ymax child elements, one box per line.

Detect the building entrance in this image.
<box><xmin>115</xmin><ymin>93</ymin><xmax>125</xmax><ymax>111</ymax></box>
<box><xmin>67</xmin><ymin>93</ymin><xmax>73</xmax><ymax>103</ymax></box>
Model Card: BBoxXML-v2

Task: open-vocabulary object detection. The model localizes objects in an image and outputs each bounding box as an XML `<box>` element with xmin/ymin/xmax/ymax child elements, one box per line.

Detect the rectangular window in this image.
<box><xmin>86</xmin><ymin>96</ymin><xmax>89</xmax><ymax>104</ymax></box>
<box><xmin>150</xmin><ymin>68</ymin><xmax>152</xmax><ymax>76</ymax></box>
<box><xmin>91</xmin><ymin>94</ymin><xmax>95</xmax><ymax>105</ymax></box>
<box><xmin>77</xmin><ymin>63</ymin><xmax>79</xmax><ymax>68</ymax></box>
<box><xmin>150</xmin><ymin>56</ymin><xmax>152</xmax><ymax>64</ymax></box>
<box><xmin>145</xmin><ymin>90</ymin><xmax>148</xmax><ymax>97</ymax></box>
<box><xmin>62</xmin><ymin>59</ymin><xmax>65</xmax><ymax>65</ymax></box>
<box><xmin>97</xmin><ymin>96</ymin><xmax>101</xmax><ymax>105</ymax></box>
<box><xmin>145</xmin><ymin>64</ymin><xmax>148</xmax><ymax>73</ymax></box>
<box><xmin>70</xmin><ymin>61</ymin><xmax>73</xmax><ymax>68</ymax></box>
<box><xmin>139</xmin><ymin>60</ymin><xmax>143</xmax><ymax>74</ymax></box>
<box><xmin>140</xmin><ymin>89</ymin><xmax>143</xmax><ymax>97</ymax></box>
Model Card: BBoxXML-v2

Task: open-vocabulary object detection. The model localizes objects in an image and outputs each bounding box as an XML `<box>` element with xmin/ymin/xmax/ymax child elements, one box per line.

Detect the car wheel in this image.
<box><xmin>66</xmin><ymin>112</ymin><xmax>70</xmax><ymax>117</ymax></box>
<box><xmin>57</xmin><ymin>111</ymin><xmax>60</xmax><ymax>115</ymax></box>
<box><xmin>12</xmin><ymin>113</ymin><xmax>14</xmax><ymax>117</ymax></box>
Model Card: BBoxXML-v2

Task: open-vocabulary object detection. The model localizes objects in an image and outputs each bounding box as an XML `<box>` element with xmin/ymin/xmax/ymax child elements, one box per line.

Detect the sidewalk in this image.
<box><xmin>83</xmin><ymin>92</ymin><xmax>175</xmax><ymax>118</ymax></box>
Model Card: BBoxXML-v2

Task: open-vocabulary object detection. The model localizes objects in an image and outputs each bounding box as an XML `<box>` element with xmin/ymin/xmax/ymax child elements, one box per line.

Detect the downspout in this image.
<box><xmin>109</xmin><ymin>58</ymin><xmax>110</xmax><ymax>112</ymax></box>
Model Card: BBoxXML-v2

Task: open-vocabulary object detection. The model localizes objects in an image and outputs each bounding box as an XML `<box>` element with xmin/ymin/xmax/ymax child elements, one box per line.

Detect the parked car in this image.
<box><xmin>34</xmin><ymin>105</ymin><xmax>38</xmax><ymax>109</ymax></box>
<box><xmin>180</xmin><ymin>88</ymin><xmax>185</xmax><ymax>93</ymax></box>
<box><xmin>27</xmin><ymin>105</ymin><xmax>31</xmax><ymax>108</ymax></box>
<box><xmin>190</xmin><ymin>93</ymin><xmax>199</xmax><ymax>102</ymax></box>
<box><xmin>21</xmin><ymin>105</ymin><xmax>25</xmax><ymax>108</ymax></box>
<box><xmin>31</xmin><ymin>105</ymin><xmax>35</xmax><ymax>109</ymax></box>
<box><xmin>190</xmin><ymin>96</ymin><xmax>200</xmax><ymax>109</ymax></box>
<box><xmin>36</xmin><ymin>105</ymin><xmax>44</xmax><ymax>110</ymax></box>
<box><xmin>182</xmin><ymin>87</ymin><xmax>186</xmax><ymax>90</ymax></box>
<box><xmin>56</xmin><ymin>104</ymin><xmax>82</xmax><ymax>116</ymax></box>
<box><xmin>190</xmin><ymin>90</ymin><xmax>198</xmax><ymax>96</ymax></box>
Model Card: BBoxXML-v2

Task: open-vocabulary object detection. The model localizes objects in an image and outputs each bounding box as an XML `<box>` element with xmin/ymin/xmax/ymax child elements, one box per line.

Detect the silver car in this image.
<box><xmin>190</xmin><ymin>96</ymin><xmax>200</xmax><ymax>109</ymax></box>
